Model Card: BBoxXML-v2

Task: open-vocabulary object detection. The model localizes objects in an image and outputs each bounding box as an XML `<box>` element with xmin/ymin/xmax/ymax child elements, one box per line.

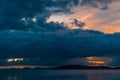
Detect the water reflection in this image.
<box><xmin>87</xmin><ymin>73</ymin><xmax>103</xmax><ymax>80</ymax></box>
<box><xmin>1</xmin><ymin>70</ymin><xmax>120</xmax><ymax>80</ymax></box>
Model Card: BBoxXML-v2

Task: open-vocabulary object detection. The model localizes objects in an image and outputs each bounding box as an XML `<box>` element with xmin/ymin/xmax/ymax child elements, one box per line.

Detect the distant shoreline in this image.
<box><xmin>0</xmin><ymin>65</ymin><xmax>120</xmax><ymax>70</ymax></box>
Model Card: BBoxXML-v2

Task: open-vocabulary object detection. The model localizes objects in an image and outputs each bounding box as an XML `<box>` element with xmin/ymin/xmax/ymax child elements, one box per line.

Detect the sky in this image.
<box><xmin>0</xmin><ymin>0</ymin><xmax>120</xmax><ymax>66</ymax></box>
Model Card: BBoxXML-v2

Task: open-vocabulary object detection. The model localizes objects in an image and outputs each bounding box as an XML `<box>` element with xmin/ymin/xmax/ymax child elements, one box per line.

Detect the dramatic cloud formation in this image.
<box><xmin>0</xmin><ymin>0</ymin><xmax>119</xmax><ymax>32</ymax></box>
<box><xmin>0</xmin><ymin>29</ymin><xmax>120</xmax><ymax>65</ymax></box>
<box><xmin>0</xmin><ymin>0</ymin><xmax>120</xmax><ymax>66</ymax></box>
<box><xmin>47</xmin><ymin>0</ymin><xmax>120</xmax><ymax>33</ymax></box>
<box><xmin>0</xmin><ymin>0</ymin><xmax>79</xmax><ymax>31</ymax></box>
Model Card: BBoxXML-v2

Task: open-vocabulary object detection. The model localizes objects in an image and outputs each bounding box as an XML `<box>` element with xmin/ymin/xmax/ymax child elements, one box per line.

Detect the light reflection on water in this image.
<box><xmin>1</xmin><ymin>69</ymin><xmax>120</xmax><ymax>80</ymax></box>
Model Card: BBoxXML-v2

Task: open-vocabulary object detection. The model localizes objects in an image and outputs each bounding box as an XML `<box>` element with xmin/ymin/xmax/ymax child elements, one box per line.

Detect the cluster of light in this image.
<box><xmin>21</xmin><ymin>17</ymin><xmax>37</xmax><ymax>23</ymax></box>
<box><xmin>7</xmin><ymin>58</ymin><xmax>24</xmax><ymax>62</ymax></box>
<box><xmin>86</xmin><ymin>56</ymin><xmax>106</xmax><ymax>66</ymax></box>
<box><xmin>88</xmin><ymin>61</ymin><xmax>105</xmax><ymax>66</ymax></box>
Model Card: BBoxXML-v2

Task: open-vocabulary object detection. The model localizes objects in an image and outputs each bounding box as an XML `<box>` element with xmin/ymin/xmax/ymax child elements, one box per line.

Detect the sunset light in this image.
<box><xmin>7</xmin><ymin>58</ymin><xmax>24</xmax><ymax>62</ymax></box>
<box><xmin>87</xmin><ymin>60</ymin><xmax>106</xmax><ymax>66</ymax></box>
<box><xmin>86</xmin><ymin>56</ymin><xmax>112</xmax><ymax>66</ymax></box>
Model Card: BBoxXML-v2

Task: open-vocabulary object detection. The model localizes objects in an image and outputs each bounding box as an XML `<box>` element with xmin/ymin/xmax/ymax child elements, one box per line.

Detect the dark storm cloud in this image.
<box><xmin>0</xmin><ymin>29</ymin><xmax>120</xmax><ymax>58</ymax></box>
<box><xmin>0</xmin><ymin>0</ymin><xmax>115</xmax><ymax>31</ymax></box>
<box><xmin>0</xmin><ymin>0</ymin><xmax>79</xmax><ymax>31</ymax></box>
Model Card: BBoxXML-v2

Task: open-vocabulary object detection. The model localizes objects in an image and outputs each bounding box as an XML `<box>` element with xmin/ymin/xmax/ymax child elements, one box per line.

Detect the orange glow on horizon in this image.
<box><xmin>0</xmin><ymin>65</ymin><xmax>51</xmax><ymax>69</ymax></box>
<box><xmin>86</xmin><ymin>56</ymin><xmax>111</xmax><ymax>66</ymax></box>
<box><xmin>88</xmin><ymin>61</ymin><xmax>106</xmax><ymax>66</ymax></box>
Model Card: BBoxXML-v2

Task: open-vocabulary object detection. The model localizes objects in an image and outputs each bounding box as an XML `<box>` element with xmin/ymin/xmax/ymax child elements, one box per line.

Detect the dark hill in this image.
<box><xmin>53</xmin><ymin>65</ymin><xmax>119</xmax><ymax>69</ymax></box>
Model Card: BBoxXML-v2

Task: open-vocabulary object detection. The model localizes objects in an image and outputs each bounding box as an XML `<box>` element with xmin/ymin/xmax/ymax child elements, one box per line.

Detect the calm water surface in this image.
<box><xmin>1</xmin><ymin>69</ymin><xmax>120</xmax><ymax>80</ymax></box>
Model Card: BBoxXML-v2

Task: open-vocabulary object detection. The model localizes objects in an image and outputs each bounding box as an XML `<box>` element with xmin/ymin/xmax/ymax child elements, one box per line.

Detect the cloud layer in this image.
<box><xmin>0</xmin><ymin>0</ymin><xmax>120</xmax><ymax>66</ymax></box>
<box><xmin>47</xmin><ymin>0</ymin><xmax>120</xmax><ymax>33</ymax></box>
<box><xmin>0</xmin><ymin>29</ymin><xmax>120</xmax><ymax>65</ymax></box>
<box><xmin>0</xmin><ymin>0</ymin><xmax>119</xmax><ymax>33</ymax></box>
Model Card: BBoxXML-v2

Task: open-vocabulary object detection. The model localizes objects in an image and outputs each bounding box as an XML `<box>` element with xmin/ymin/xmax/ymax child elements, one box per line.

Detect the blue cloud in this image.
<box><xmin>0</xmin><ymin>29</ymin><xmax>120</xmax><ymax>57</ymax></box>
<box><xmin>0</xmin><ymin>0</ymin><xmax>80</xmax><ymax>30</ymax></box>
<box><xmin>0</xmin><ymin>0</ymin><xmax>115</xmax><ymax>31</ymax></box>
<box><xmin>0</xmin><ymin>29</ymin><xmax>120</xmax><ymax>65</ymax></box>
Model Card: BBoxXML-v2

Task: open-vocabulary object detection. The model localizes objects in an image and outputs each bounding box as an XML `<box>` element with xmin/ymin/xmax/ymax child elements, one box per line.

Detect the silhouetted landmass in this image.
<box><xmin>52</xmin><ymin>65</ymin><xmax>120</xmax><ymax>70</ymax></box>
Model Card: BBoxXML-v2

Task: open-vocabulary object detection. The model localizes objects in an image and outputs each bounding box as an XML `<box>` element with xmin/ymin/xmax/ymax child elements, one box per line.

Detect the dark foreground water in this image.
<box><xmin>1</xmin><ymin>69</ymin><xmax>120</xmax><ymax>80</ymax></box>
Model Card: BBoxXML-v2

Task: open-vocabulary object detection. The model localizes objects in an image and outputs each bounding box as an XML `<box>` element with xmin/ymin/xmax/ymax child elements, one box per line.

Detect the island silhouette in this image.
<box><xmin>1</xmin><ymin>65</ymin><xmax>120</xmax><ymax>70</ymax></box>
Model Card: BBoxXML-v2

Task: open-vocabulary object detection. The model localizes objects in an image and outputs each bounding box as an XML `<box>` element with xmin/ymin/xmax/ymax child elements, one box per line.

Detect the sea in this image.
<box><xmin>1</xmin><ymin>69</ymin><xmax>120</xmax><ymax>80</ymax></box>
